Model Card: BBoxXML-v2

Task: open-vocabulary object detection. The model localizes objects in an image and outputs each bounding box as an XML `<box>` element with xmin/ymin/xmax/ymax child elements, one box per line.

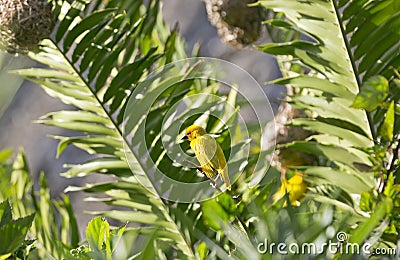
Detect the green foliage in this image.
<box><xmin>68</xmin><ymin>216</ymin><xmax>125</xmax><ymax>260</ymax></box>
<box><xmin>32</xmin><ymin>173</ymin><xmax>79</xmax><ymax>259</ymax></box>
<box><xmin>255</xmin><ymin>0</ymin><xmax>400</xmax><ymax>257</ymax></box>
<box><xmin>0</xmin><ymin>200</ymin><xmax>35</xmax><ymax>259</ymax></box>
<box><xmin>9</xmin><ymin>0</ymin><xmax>243</xmax><ymax>258</ymax></box>
<box><xmin>351</xmin><ymin>76</ymin><xmax>389</xmax><ymax>112</ymax></box>
<box><xmin>0</xmin><ymin>149</ymin><xmax>34</xmax><ymax>218</ymax></box>
<box><xmin>0</xmin><ymin>149</ymin><xmax>80</xmax><ymax>259</ymax></box>
<box><xmin>379</xmin><ymin>100</ymin><xmax>395</xmax><ymax>142</ymax></box>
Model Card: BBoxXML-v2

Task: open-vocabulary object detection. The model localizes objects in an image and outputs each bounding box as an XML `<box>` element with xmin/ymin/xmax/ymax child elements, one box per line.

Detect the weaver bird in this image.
<box><xmin>182</xmin><ymin>125</ymin><xmax>231</xmax><ymax>190</ymax></box>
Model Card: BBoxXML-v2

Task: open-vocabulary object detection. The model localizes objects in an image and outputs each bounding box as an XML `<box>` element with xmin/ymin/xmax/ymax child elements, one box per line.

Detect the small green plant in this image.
<box><xmin>69</xmin><ymin>217</ymin><xmax>125</xmax><ymax>260</ymax></box>
<box><xmin>0</xmin><ymin>200</ymin><xmax>35</xmax><ymax>259</ymax></box>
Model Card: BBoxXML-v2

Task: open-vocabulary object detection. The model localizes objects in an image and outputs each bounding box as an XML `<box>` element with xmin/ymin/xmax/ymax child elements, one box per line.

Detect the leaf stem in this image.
<box><xmin>331</xmin><ymin>0</ymin><xmax>376</xmax><ymax>139</ymax></box>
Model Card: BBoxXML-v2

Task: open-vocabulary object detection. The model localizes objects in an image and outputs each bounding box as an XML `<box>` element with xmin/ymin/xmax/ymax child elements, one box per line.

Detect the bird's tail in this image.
<box><xmin>219</xmin><ymin>167</ymin><xmax>231</xmax><ymax>191</ymax></box>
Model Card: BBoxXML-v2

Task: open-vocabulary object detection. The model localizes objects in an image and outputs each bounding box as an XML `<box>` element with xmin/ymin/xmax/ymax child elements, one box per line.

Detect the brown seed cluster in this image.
<box><xmin>0</xmin><ymin>0</ymin><xmax>54</xmax><ymax>53</ymax></box>
<box><xmin>204</xmin><ymin>0</ymin><xmax>263</xmax><ymax>48</ymax></box>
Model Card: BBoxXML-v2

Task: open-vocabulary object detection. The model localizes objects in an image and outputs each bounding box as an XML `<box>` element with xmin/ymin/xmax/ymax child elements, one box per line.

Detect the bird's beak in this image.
<box><xmin>182</xmin><ymin>135</ymin><xmax>188</xmax><ymax>140</ymax></box>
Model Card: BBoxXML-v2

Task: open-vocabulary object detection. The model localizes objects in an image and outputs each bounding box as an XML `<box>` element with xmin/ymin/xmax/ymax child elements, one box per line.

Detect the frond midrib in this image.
<box><xmin>48</xmin><ymin>38</ymin><xmax>195</xmax><ymax>258</ymax></box>
<box><xmin>330</xmin><ymin>0</ymin><xmax>375</xmax><ymax>138</ymax></box>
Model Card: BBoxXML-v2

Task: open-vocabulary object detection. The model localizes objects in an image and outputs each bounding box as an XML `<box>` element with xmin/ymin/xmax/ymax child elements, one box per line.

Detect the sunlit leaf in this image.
<box><xmin>86</xmin><ymin>216</ymin><xmax>111</xmax><ymax>259</ymax></box>
<box><xmin>349</xmin><ymin>198</ymin><xmax>392</xmax><ymax>245</ymax></box>
<box><xmin>378</xmin><ymin>100</ymin><xmax>395</xmax><ymax>142</ymax></box>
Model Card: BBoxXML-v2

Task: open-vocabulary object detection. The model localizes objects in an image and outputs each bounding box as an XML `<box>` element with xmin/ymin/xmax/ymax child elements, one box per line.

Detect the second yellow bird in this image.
<box><xmin>183</xmin><ymin>125</ymin><xmax>231</xmax><ymax>190</ymax></box>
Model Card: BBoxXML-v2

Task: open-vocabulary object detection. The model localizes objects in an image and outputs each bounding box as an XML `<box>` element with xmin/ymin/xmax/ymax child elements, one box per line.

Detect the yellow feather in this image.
<box><xmin>184</xmin><ymin>125</ymin><xmax>231</xmax><ymax>190</ymax></box>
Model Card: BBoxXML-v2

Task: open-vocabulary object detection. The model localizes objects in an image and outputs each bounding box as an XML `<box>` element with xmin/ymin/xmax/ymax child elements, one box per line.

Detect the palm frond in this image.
<box><xmin>10</xmin><ymin>0</ymin><xmax>197</xmax><ymax>257</ymax></box>
<box><xmin>9</xmin><ymin>0</ymin><xmax>248</xmax><ymax>257</ymax></box>
<box><xmin>256</xmin><ymin>0</ymin><xmax>400</xmax><ymax>253</ymax></box>
<box><xmin>256</xmin><ymin>0</ymin><xmax>399</xmax><ymax>189</ymax></box>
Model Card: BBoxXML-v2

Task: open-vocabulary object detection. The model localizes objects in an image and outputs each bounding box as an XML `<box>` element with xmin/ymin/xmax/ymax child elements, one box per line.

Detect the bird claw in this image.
<box><xmin>196</xmin><ymin>167</ymin><xmax>204</xmax><ymax>175</ymax></box>
<box><xmin>210</xmin><ymin>179</ymin><xmax>217</xmax><ymax>189</ymax></box>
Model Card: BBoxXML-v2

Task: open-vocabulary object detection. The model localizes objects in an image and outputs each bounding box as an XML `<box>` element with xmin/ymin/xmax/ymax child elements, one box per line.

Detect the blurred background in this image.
<box><xmin>0</xmin><ymin>0</ymin><xmax>282</xmax><ymax>230</ymax></box>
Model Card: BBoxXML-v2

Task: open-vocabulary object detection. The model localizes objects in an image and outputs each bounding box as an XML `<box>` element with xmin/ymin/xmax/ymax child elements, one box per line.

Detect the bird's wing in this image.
<box><xmin>193</xmin><ymin>135</ymin><xmax>216</xmax><ymax>167</ymax></box>
<box><xmin>193</xmin><ymin>135</ymin><xmax>226</xmax><ymax>169</ymax></box>
<box><xmin>193</xmin><ymin>135</ymin><xmax>231</xmax><ymax>190</ymax></box>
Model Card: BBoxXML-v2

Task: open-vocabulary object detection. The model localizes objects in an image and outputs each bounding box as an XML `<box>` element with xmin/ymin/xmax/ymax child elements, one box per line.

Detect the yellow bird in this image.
<box><xmin>182</xmin><ymin>125</ymin><xmax>231</xmax><ymax>190</ymax></box>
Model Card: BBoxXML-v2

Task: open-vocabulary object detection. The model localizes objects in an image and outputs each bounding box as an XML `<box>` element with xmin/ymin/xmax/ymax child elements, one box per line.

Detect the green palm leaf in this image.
<box><xmin>256</xmin><ymin>0</ymin><xmax>399</xmax><ymax>183</ymax></box>
<box><xmin>10</xmin><ymin>0</ymin><xmax>199</xmax><ymax>257</ymax></box>
<box><xmin>255</xmin><ymin>0</ymin><xmax>400</xmax><ymax>254</ymax></box>
<box><xmin>9</xmin><ymin>0</ymin><xmax>246</xmax><ymax>257</ymax></box>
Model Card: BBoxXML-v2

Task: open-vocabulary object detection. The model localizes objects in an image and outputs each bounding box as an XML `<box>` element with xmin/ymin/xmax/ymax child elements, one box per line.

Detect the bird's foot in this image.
<box><xmin>210</xmin><ymin>179</ymin><xmax>217</xmax><ymax>189</ymax></box>
<box><xmin>196</xmin><ymin>167</ymin><xmax>205</xmax><ymax>176</ymax></box>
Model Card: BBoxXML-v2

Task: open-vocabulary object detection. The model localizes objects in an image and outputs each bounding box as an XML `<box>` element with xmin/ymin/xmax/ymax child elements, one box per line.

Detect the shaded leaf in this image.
<box><xmin>351</xmin><ymin>76</ymin><xmax>388</xmax><ymax>111</ymax></box>
<box><xmin>0</xmin><ymin>214</ymin><xmax>35</xmax><ymax>255</ymax></box>
<box><xmin>201</xmin><ymin>199</ymin><xmax>230</xmax><ymax>231</ymax></box>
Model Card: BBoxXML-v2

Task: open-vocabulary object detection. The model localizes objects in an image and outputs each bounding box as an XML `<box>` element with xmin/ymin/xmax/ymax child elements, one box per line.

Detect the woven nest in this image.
<box><xmin>204</xmin><ymin>0</ymin><xmax>263</xmax><ymax>48</ymax></box>
<box><xmin>0</xmin><ymin>0</ymin><xmax>54</xmax><ymax>53</ymax></box>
